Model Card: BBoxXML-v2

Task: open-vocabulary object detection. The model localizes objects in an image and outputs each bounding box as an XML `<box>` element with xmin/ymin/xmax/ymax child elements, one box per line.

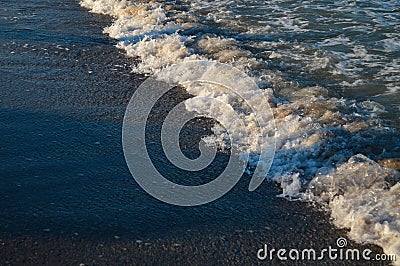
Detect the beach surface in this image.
<box><xmin>0</xmin><ymin>0</ymin><xmax>395</xmax><ymax>265</ymax></box>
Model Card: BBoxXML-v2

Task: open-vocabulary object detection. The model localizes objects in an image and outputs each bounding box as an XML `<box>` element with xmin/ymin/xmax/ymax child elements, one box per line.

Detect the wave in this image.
<box><xmin>80</xmin><ymin>0</ymin><xmax>399</xmax><ymax>261</ymax></box>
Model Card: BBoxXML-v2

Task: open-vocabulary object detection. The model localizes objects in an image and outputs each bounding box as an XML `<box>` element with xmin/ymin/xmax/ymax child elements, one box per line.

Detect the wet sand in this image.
<box><xmin>0</xmin><ymin>0</ymin><xmax>392</xmax><ymax>265</ymax></box>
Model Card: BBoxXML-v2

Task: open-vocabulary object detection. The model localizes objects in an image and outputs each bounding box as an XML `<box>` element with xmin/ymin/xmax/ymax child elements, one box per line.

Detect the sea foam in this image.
<box><xmin>80</xmin><ymin>0</ymin><xmax>400</xmax><ymax>261</ymax></box>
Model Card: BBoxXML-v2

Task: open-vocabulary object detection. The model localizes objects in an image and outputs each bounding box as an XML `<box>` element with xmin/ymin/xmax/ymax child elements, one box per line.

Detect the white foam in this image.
<box><xmin>80</xmin><ymin>0</ymin><xmax>130</xmax><ymax>16</ymax></box>
<box><xmin>118</xmin><ymin>34</ymin><xmax>197</xmax><ymax>74</ymax></box>
<box><xmin>81</xmin><ymin>0</ymin><xmax>196</xmax><ymax>74</ymax></box>
<box><xmin>307</xmin><ymin>154</ymin><xmax>400</xmax><ymax>260</ymax></box>
<box><xmin>81</xmin><ymin>0</ymin><xmax>400</xmax><ymax>261</ymax></box>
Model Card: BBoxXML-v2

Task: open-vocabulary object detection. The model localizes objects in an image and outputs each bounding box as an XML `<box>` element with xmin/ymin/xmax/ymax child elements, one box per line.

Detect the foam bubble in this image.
<box><xmin>118</xmin><ymin>34</ymin><xmax>196</xmax><ymax>74</ymax></box>
<box><xmin>307</xmin><ymin>154</ymin><xmax>400</xmax><ymax>259</ymax></box>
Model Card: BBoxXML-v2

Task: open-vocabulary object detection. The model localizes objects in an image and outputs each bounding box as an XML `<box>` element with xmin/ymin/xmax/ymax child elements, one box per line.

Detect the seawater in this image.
<box><xmin>80</xmin><ymin>0</ymin><xmax>399</xmax><ymax>262</ymax></box>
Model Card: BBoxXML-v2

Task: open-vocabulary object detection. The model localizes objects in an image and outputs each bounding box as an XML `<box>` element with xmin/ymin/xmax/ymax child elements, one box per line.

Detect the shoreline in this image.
<box><xmin>0</xmin><ymin>0</ymin><xmax>396</xmax><ymax>265</ymax></box>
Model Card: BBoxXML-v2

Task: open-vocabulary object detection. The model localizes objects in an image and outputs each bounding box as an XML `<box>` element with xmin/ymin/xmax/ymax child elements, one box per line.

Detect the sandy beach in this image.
<box><xmin>0</xmin><ymin>0</ymin><xmax>397</xmax><ymax>265</ymax></box>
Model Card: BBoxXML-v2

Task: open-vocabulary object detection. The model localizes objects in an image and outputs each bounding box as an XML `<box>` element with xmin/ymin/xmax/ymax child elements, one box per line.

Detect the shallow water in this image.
<box><xmin>79</xmin><ymin>0</ymin><xmax>399</xmax><ymax>260</ymax></box>
<box><xmin>1</xmin><ymin>0</ymin><xmax>398</xmax><ymax>263</ymax></box>
<box><xmin>209</xmin><ymin>0</ymin><xmax>400</xmax><ymax>126</ymax></box>
<box><xmin>82</xmin><ymin>0</ymin><xmax>399</xmax><ymax>121</ymax></box>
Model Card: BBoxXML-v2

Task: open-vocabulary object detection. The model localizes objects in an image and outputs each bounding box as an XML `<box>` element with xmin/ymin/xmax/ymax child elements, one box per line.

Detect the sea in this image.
<box><xmin>79</xmin><ymin>0</ymin><xmax>400</xmax><ymax>260</ymax></box>
<box><xmin>0</xmin><ymin>0</ymin><xmax>389</xmax><ymax>262</ymax></box>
